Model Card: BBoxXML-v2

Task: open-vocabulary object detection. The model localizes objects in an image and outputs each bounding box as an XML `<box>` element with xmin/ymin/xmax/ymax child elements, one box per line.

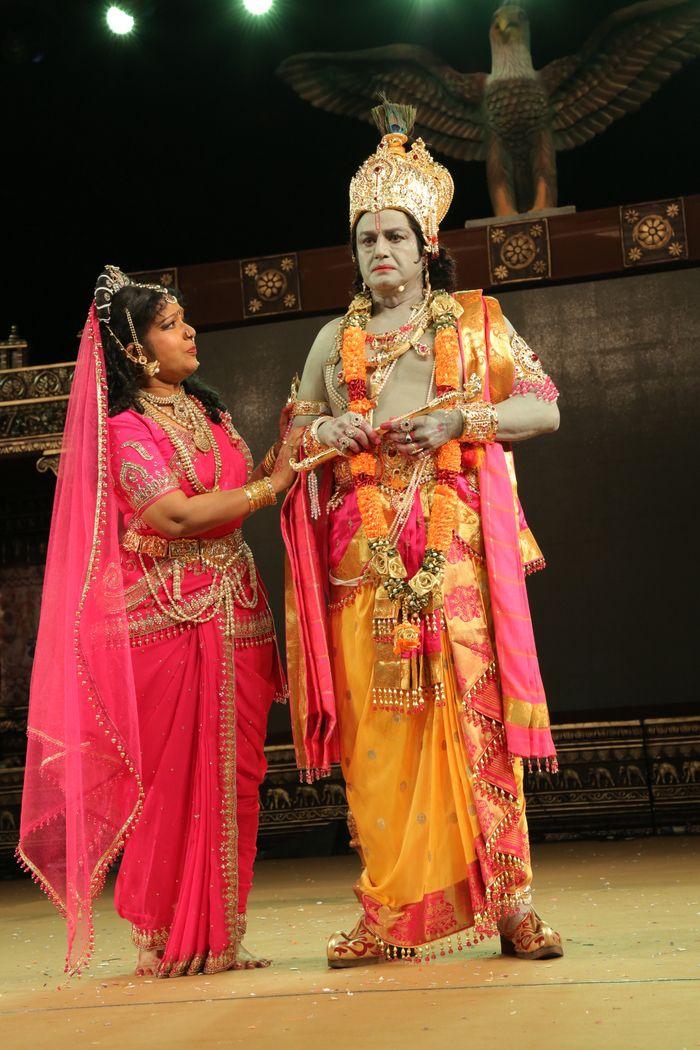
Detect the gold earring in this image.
<box><xmin>423</xmin><ymin>257</ymin><xmax>432</xmax><ymax>299</ymax></box>
<box><xmin>125</xmin><ymin>343</ymin><xmax>159</xmax><ymax>376</ymax></box>
<box><xmin>125</xmin><ymin>308</ymin><xmax>159</xmax><ymax>376</ymax></box>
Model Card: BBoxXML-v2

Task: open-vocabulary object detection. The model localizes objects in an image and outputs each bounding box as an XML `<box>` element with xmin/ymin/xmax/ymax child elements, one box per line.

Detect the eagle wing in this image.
<box><xmin>540</xmin><ymin>0</ymin><xmax>700</xmax><ymax>150</ymax></box>
<box><xmin>277</xmin><ymin>44</ymin><xmax>488</xmax><ymax>161</ymax></box>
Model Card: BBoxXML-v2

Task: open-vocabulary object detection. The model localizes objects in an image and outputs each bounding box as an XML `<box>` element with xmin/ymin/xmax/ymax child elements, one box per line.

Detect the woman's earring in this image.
<box><xmin>423</xmin><ymin>256</ymin><xmax>432</xmax><ymax>299</ymax></box>
<box><xmin>125</xmin><ymin>307</ymin><xmax>159</xmax><ymax>376</ymax></box>
<box><xmin>125</xmin><ymin>343</ymin><xmax>159</xmax><ymax>376</ymax></box>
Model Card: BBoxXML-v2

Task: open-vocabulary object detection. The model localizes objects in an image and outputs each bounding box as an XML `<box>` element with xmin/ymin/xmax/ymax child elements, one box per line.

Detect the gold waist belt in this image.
<box><xmin>122</xmin><ymin>529</ymin><xmax>245</xmax><ymax>569</ymax></box>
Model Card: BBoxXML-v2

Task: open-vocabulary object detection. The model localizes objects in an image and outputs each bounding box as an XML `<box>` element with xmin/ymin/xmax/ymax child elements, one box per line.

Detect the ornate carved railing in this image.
<box><xmin>0</xmin><ymin>362</ymin><xmax>74</xmax><ymax>471</ymax></box>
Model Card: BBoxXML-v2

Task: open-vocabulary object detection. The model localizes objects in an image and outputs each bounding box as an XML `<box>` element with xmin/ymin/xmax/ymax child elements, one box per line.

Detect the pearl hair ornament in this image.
<box><xmin>94</xmin><ymin>263</ymin><xmax>177</xmax><ymax>378</ymax></box>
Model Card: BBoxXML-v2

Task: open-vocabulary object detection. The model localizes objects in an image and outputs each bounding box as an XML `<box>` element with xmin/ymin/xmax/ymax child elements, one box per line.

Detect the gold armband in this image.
<box><xmin>243</xmin><ymin>477</ymin><xmax>277</xmax><ymax>513</ymax></box>
<box><xmin>293</xmin><ymin>399</ymin><xmax>330</xmax><ymax>418</ymax></box>
<box><xmin>458</xmin><ymin>401</ymin><xmax>498</xmax><ymax>443</ymax></box>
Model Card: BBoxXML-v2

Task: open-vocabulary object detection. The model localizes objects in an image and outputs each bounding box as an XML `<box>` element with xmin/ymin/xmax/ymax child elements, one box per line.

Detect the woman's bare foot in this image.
<box><xmin>135</xmin><ymin>946</ymin><xmax>163</xmax><ymax>976</ymax></box>
<box><xmin>230</xmin><ymin>942</ymin><xmax>271</xmax><ymax>970</ymax></box>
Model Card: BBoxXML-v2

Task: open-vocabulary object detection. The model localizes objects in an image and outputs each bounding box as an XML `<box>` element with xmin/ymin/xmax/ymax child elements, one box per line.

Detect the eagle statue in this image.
<box><xmin>278</xmin><ymin>0</ymin><xmax>700</xmax><ymax>216</ymax></box>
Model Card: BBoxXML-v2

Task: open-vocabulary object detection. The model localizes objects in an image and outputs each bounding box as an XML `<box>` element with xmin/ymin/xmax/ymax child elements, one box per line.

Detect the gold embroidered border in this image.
<box><xmin>156</xmin><ymin>915</ymin><xmax>246</xmax><ymax>978</ymax></box>
<box><xmin>132</xmin><ymin>924</ymin><xmax>170</xmax><ymax>950</ymax></box>
<box><xmin>233</xmin><ymin>609</ymin><xmax>275</xmax><ymax>646</ymax></box>
<box><xmin>121</xmin><ymin>440</ymin><xmax>154</xmax><ymax>461</ymax></box>
<box><xmin>211</xmin><ymin>615</ymin><xmax>241</xmax><ymax>970</ymax></box>
<box><xmin>120</xmin><ymin>463</ymin><xmax>179</xmax><ymax>512</ymax></box>
<box><xmin>128</xmin><ymin>597</ymin><xmax>274</xmax><ymax>646</ymax></box>
<box><xmin>221</xmin><ymin>412</ymin><xmax>254</xmax><ymax>479</ymax></box>
<box><xmin>128</xmin><ymin>590</ymin><xmax>213</xmax><ymax>639</ymax></box>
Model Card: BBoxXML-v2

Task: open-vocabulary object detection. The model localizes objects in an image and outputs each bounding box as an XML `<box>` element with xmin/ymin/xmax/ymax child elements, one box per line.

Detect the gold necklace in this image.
<box><xmin>364</xmin><ymin>297</ymin><xmax>430</xmax><ymax>348</ymax></box>
<box><xmin>141</xmin><ymin>393</ymin><xmax>222</xmax><ymax>494</ymax></box>
<box><xmin>141</xmin><ymin>387</ymin><xmax>212</xmax><ymax>453</ymax></box>
<box><xmin>333</xmin><ymin>297</ymin><xmax>431</xmax><ymax>402</ymax></box>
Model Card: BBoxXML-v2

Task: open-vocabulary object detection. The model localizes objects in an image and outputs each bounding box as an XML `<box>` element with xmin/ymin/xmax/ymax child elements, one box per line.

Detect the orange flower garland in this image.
<box><xmin>425</xmin><ymin>321</ymin><xmax>462</xmax><ymax>556</ymax></box>
<box><xmin>342</xmin><ymin>298</ymin><xmax>388</xmax><ymax>542</ymax></box>
<box><xmin>342</xmin><ymin>326</ymin><xmax>376</xmax><ymax>417</ymax></box>
<box><xmin>338</xmin><ymin>290</ymin><xmax>465</xmax><ymax>622</ymax></box>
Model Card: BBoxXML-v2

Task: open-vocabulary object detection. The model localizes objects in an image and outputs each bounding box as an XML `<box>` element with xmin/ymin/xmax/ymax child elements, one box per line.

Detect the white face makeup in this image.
<box><xmin>355</xmin><ymin>208</ymin><xmax>425</xmax><ymax>297</ymax></box>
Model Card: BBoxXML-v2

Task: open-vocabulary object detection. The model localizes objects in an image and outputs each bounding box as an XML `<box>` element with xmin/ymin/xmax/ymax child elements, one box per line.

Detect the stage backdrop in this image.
<box><xmin>195</xmin><ymin>266</ymin><xmax>698</xmax><ymax>739</ymax></box>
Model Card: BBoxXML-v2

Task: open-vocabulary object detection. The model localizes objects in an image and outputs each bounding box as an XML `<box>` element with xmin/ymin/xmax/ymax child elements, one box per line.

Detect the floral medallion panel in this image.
<box><xmin>487</xmin><ymin>219</ymin><xmax>552</xmax><ymax>286</ymax></box>
<box><xmin>620</xmin><ymin>198</ymin><xmax>688</xmax><ymax>268</ymax></box>
<box><xmin>240</xmin><ymin>253</ymin><xmax>302</xmax><ymax>319</ymax></box>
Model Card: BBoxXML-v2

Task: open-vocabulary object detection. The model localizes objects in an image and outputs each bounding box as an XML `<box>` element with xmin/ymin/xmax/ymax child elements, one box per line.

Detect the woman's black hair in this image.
<box><xmin>350</xmin><ymin>211</ymin><xmax>457</xmax><ymax>296</ymax></box>
<box><xmin>96</xmin><ymin>283</ymin><xmax>227</xmax><ymax>421</ymax></box>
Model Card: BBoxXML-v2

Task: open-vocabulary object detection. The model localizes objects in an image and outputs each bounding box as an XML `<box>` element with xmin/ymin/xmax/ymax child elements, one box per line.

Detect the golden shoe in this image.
<box><xmin>327</xmin><ymin>917</ymin><xmax>385</xmax><ymax>969</ymax></box>
<box><xmin>499</xmin><ymin>908</ymin><xmax>564</xmax><ymax>960</ymax></box>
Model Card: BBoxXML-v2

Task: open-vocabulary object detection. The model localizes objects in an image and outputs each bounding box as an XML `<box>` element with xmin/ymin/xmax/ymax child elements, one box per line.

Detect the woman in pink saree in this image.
<box><xmin>18</xmin><ymin>266</ymin><xmax>294</xmax><ymax>978</ymax></box>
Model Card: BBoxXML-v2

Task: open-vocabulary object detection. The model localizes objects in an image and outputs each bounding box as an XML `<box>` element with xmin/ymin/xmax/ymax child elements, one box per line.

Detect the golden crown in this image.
<box><xmin>349</xmin><ymin>102</ymin><xmax>454</xmax><ymax>255</ymax></box>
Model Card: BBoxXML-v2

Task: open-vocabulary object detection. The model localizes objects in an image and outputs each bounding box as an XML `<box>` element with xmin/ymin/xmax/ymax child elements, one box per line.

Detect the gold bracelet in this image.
<box><xmin>261</xmin><ymin>443</ymin><xmax>280</xmax><ymax>477</ymax></box>
<box><xmin>458</xmin><ymin>401</ymin><xmax>498</xmax><ymax>443</ymax></box>
<box><xmin>243</xmin><ymin>477</ymin><xmax>277</xmax><ymax>513</ymax></box>
<box><xmin>293</xmin><ymin>399</ymin><xmax>330</xmax><ymax>418</ymax></box>
<box><xmin>309</xmin><ymin>415</ymin><xmax>332</xmax><ymax>444</ymax></box>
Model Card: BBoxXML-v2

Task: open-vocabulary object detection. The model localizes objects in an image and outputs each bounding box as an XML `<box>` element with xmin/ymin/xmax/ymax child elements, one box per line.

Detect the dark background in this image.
<box><xmin>1</xmin><ymin>0</ymin><xmax>699</xmax><ymax>360</ymax></box>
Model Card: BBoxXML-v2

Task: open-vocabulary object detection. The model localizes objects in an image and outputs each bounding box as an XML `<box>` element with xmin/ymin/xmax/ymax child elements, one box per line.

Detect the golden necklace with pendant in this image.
<box><xmin>332</xmin><ymin>295</ymin><xmax>431</xmax><ymax>409</ymax></box>
<box><xmin>140</xmin><ymin>388</ymin><xmax>222</xmax><ymax>494</ymax></box>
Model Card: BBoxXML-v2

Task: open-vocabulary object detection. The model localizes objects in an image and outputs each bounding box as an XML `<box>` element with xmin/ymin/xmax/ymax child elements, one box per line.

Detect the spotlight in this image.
<box><xmin>106</xmin><ymin>6</ymin><xmax>135</xmax><ymax>35</ymax></box>
<box><xmin>242</xmin><ymin>0</ymin><xmax>274</xmax><ymax>14</ymax></box>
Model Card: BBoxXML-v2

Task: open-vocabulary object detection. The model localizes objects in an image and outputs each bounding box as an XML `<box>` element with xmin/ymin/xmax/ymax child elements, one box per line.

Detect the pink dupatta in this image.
<box><xmin>281</xmin><ymin>467</ymin><xmax>339</xmax><ymax>778</ymax></box>
<box><xmin>17</xmin><ymin>307</ymin><xmax>143</xmax><ymax>974</ymax></box>
<box><xmin>478</xmin><ymin>296</ymin><xmax>556</xmax><ymax>763</ymax></box>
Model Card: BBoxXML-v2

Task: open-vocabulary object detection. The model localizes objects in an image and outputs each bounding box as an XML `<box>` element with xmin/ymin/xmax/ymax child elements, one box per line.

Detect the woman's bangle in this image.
<box><xmin>242</xmin><ymin>477</ymin><xmax>277</xmax><ymax>513</ymax></box>
<box><xmin>261</xmin><ymin>443</ymin><xmax>281</xmax><ymax>476</ymax></box>
<box><xmin>458</xmin><ymin>401</ymin><xmax>499</xmax><ymax>443</ymax></box>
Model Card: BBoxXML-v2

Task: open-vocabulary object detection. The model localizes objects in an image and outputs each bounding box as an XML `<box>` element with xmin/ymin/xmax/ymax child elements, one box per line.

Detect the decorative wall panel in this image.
<box><xmin>620</xmin><ymin>198</ymin><xmax>687</xmax><ymax>268</ymax></box>
<box><xmin>240</xmin><ymin>253</ymin><xmax>301</xmax><ymax>319</ymax></box>
<box><xmin>487</xmin><ymin>218</ymin><xmax>552</xmax><ymax>285</ymax></box>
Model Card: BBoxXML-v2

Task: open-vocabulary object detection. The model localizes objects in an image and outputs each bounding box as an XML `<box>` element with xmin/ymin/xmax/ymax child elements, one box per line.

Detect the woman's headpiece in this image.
<box><xmin>94</xmin><ymin>264</ymin><xmax>175</xmax><ymax>326</ymax></box>
<box><xmin>94</xmin><ymin>264</ymin><xmax>176</xmax><ymax>378</ymax></box>
<box><xmin>349</xmin><ymin>100</ymin><xmax>454</xmax><ymax>255</ymax></box>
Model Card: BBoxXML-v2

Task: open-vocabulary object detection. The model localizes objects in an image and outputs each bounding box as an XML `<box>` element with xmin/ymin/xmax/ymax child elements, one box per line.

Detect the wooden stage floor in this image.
<box><xmin>2</xmin><ymin>837</ymin><xmax>699</xmax><ymax>1050</ymax></box>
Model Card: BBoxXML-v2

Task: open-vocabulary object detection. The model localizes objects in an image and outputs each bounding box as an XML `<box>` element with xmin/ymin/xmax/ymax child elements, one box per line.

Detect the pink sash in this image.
<box><xmin>479</xmin><ymin>296</ymin><xmax>556</xmax><ymax>761</ymax></box>
<box><xmin>281</xmin><ymin>469</ymin><xmax>339</xmax><ymax>778</ymax></box>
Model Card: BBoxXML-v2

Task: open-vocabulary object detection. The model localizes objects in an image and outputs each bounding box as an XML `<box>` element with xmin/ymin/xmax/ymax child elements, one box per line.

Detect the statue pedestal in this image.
<box><xmin>464</xmin><ymin>205</ymin><xmax>576</xmax><ymax>229</ymax></box>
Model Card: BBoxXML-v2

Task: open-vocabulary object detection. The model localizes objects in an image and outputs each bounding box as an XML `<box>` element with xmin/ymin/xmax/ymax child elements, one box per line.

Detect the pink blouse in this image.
<box><xmin>108</xmin><ymin>408</ymin><xmax>255</xmax><ymax>594</ymax></box>
<box><xmin>108</xmin><ymin>408</ymin><xmax>253</xmax><ymax>537</ymax></box>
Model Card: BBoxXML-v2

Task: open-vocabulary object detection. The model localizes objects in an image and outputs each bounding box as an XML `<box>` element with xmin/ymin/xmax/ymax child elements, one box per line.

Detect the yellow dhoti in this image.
<box><xmin>328</xmin><ymin>485</ymin><xmax>534</xmax><ymax>951</ymax></box>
